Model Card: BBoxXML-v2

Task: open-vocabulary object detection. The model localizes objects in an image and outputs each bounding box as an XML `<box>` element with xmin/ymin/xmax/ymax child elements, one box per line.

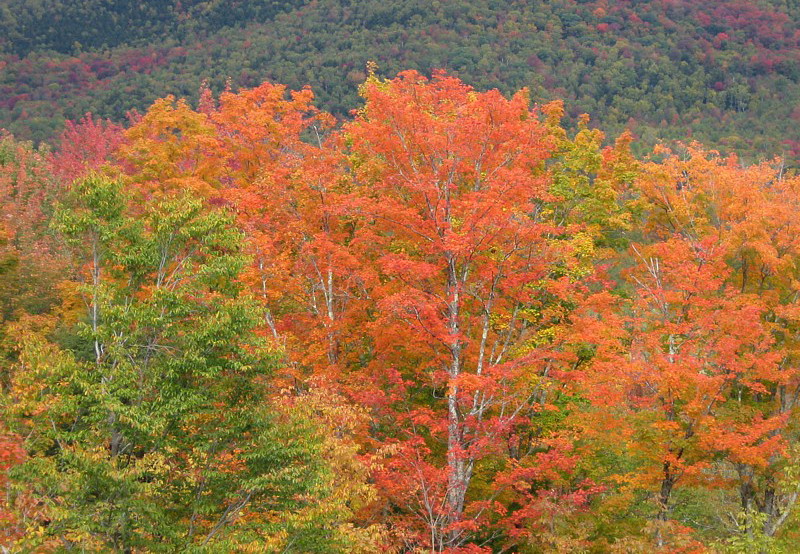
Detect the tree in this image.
<box><xmin>574</xmin><ymin>145</ymin><xmax>800</xmax><ymax>548</ymax></box>
<box><xmin>343</xmin><ymin>70</ymin><xmax>605</xmax><ymax>551</ymax></box>
<box><xmin>0</xmin><ymin>132</ymin><xmax>65</xmax><ymax>320</ymax></box>
<box><xmin>636</xmin><ymin>147</ymin><xmax>800</xmax><ymax>542</ymax></box>
<box><xmin>580</xmin><ymin>235</ymin><xmax>780</xmax><ymax>548</ymax></box>
<box><xmin>1</xmin><ymin>174</ymin><xmax>340</xmax><ymax>551</ymax></box>
<box><xmin>120</xmin><ymin>81</ymin><xmax>365</xmax><ymax>380</ymax></box>
<box><xmin>50</xmin><ymin>113</ymin><xmax>124</xmax><ymax>185</ymax></box>
<box><xmin>115</xmin><ymin>76</ymin><xmax>389</xmax><ymax>554</ymax></box>
<box><xmin>208</xmin><ymin>81</ymin><xmax>367</xmax><ymax>376</ymax></box>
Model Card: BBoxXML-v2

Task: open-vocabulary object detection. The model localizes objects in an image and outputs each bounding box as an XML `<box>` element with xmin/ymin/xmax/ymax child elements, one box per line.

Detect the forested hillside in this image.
<box><xmin>4</xmin><ymin>2</ymin><xmax>800</xmax><ymax>552</ymax></box>
<box><xmin>2</xmin><ymin>0</ymin><xmax>800</xmax><ymax>162</ymax></box>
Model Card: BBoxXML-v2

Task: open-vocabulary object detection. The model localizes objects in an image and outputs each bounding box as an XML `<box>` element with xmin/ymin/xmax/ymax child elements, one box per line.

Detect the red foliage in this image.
<box><xmin>51</xmin><ymin>113</ymin><xmax>125</xmax><ymax>184</ymax></box>
<box><xmin>0</xmin><ymin>434</ymin><xmax>24</xmax><ymax>546</ymax></box>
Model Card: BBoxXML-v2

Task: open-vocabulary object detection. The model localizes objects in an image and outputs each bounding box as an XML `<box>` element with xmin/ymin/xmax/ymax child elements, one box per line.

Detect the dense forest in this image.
<box><xmin>2</xmin><ymin>0</ymin><xmax>800</xmax><ymax>162</ymax></box>
<box><xmin>4</xmin><ymin>1</ymin><xmax>800</xmax><ymax>552</ymax></box>
<box><xmin>1</xmin><ymin>69</ymin><xmax>800</xmax><ymax>552</ymax></box>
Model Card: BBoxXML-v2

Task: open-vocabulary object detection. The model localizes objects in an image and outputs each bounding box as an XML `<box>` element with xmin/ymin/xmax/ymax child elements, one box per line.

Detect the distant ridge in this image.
<box><xmin>1</xmin><ymin>0</ymin><xmax>799</xmax><ymax>163</ymax></box>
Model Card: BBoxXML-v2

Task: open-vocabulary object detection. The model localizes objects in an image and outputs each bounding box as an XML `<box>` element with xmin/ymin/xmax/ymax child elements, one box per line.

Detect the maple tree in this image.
<box><xmin>120</xmin><ymin>95</ymin><xmax>223</xmax><ymax>197</ymax></box>
<box><xmin>119</xmin><ymin>82</ymin><xmax>364</xmax><ymax>380</ymax></box>
<box><xmin>0</xmin><ymin>133</ymin><xmax>66</xmax><ymax>320</ymax></box>
<box><xmin>207</xmin><ymin>81</ymin><xmax>367</xmax><ymax>377</ymax></box>
<box><xmin>577</xmin><ymin>236</ymin><xmax>781</xmax><ymax>548</ymax></box>
<box><xmin>569</xmin><ymin>145</ymin><xmax>800</xmax><ymax>549</ymax></box>
<box><xmin>50</xmin><ymin>113</ymin><xmax>124</xmax><ymax>186</ymax></box>
<box><xmin>334</xmin><ymin>70</ymin><xmax>612</xmax><ymax>551</ymax></box>
<box><xmin>637</xmin><ymin>147</ymin><xmax>800</xmax><ymax>543</ymax></box>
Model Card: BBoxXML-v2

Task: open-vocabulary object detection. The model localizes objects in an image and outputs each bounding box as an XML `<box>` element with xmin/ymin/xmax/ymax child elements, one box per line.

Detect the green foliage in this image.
<box><xmin>2</xmin><ymin>175</ymin><xmax>340</xmax><ymax>551</ymax></box>
<box><xmin>715</xmin><ymin>510</ymin><xmax>792</xmax><ymax>553</ymax></box>
<box><xmin>0</xmin><ymin>0</ymin><xmax>306</xmax><ymax>56</ymax></box>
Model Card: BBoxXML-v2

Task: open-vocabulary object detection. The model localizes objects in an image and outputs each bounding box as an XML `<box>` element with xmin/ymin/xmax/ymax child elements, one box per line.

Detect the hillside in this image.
<box><xmin>1</xmin><ymin>0</ymin><xmax>800</xmax><ymax>162</ymax></box>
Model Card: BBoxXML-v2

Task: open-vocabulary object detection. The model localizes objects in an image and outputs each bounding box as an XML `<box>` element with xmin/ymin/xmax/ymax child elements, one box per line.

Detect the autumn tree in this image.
<box><xmin>573</xmin><ymin>146</ymin><xmax>800</xmax><ymax>548</ymax></box>
<box><xmin>640</xmin><ymin>147</ymin><xmax>800</xmax><ymax>543</ymax></box>
<box><xmin>119</xmin><ymin>82</ymin><xmax>367</xmax><ymax>379</ymax></box>
<box><xmin>0</xmin><ymin>132</ymin><xmax>65</xmax><ymax>320</ymax></box>
<box><xmin>339</xmin><ymin>70</ymin><xmax>610</xmax><ymax>551</ymax></box>
<box><xmin>50</xmin><ymin>113</ymin><xmax>124</xmax><ymax>186</ymax></box>
<box><xmin>208</xmin><ymin>82</ymin><xmax>368</xmax><ymax>376</ymax></box>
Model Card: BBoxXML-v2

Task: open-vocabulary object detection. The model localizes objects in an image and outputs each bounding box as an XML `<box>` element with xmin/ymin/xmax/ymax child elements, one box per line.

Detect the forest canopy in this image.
<box><xmin>1</xmin><ymin>69</ymin><xmax>800</xmax><ymax>552</ymax></box>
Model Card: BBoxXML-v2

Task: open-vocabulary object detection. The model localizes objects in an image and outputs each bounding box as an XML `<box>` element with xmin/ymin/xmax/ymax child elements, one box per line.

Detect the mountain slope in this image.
<box><xmin>1</xmin><ymin>0</ymin><xmax>799</xmax><ymax>162</ymax></box>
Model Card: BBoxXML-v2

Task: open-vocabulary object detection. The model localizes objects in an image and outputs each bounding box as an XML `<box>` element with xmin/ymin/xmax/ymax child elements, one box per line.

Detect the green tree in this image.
<box><xmin>2</xmin><ymin>174</ymin><xmax>337</xmax><ymax>552</ymax></box>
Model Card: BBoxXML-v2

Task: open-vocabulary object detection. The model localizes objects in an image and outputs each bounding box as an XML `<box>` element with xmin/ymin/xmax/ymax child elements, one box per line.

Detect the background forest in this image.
<box><xmin>3</xmin><ymin>1</ymin><xmax>800</xmax><ymax>553</ymax></box>
<box><xmin>2</xmin><ymin>0</ymin><xmax>800</xmax><ymax>163</ymax></box>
